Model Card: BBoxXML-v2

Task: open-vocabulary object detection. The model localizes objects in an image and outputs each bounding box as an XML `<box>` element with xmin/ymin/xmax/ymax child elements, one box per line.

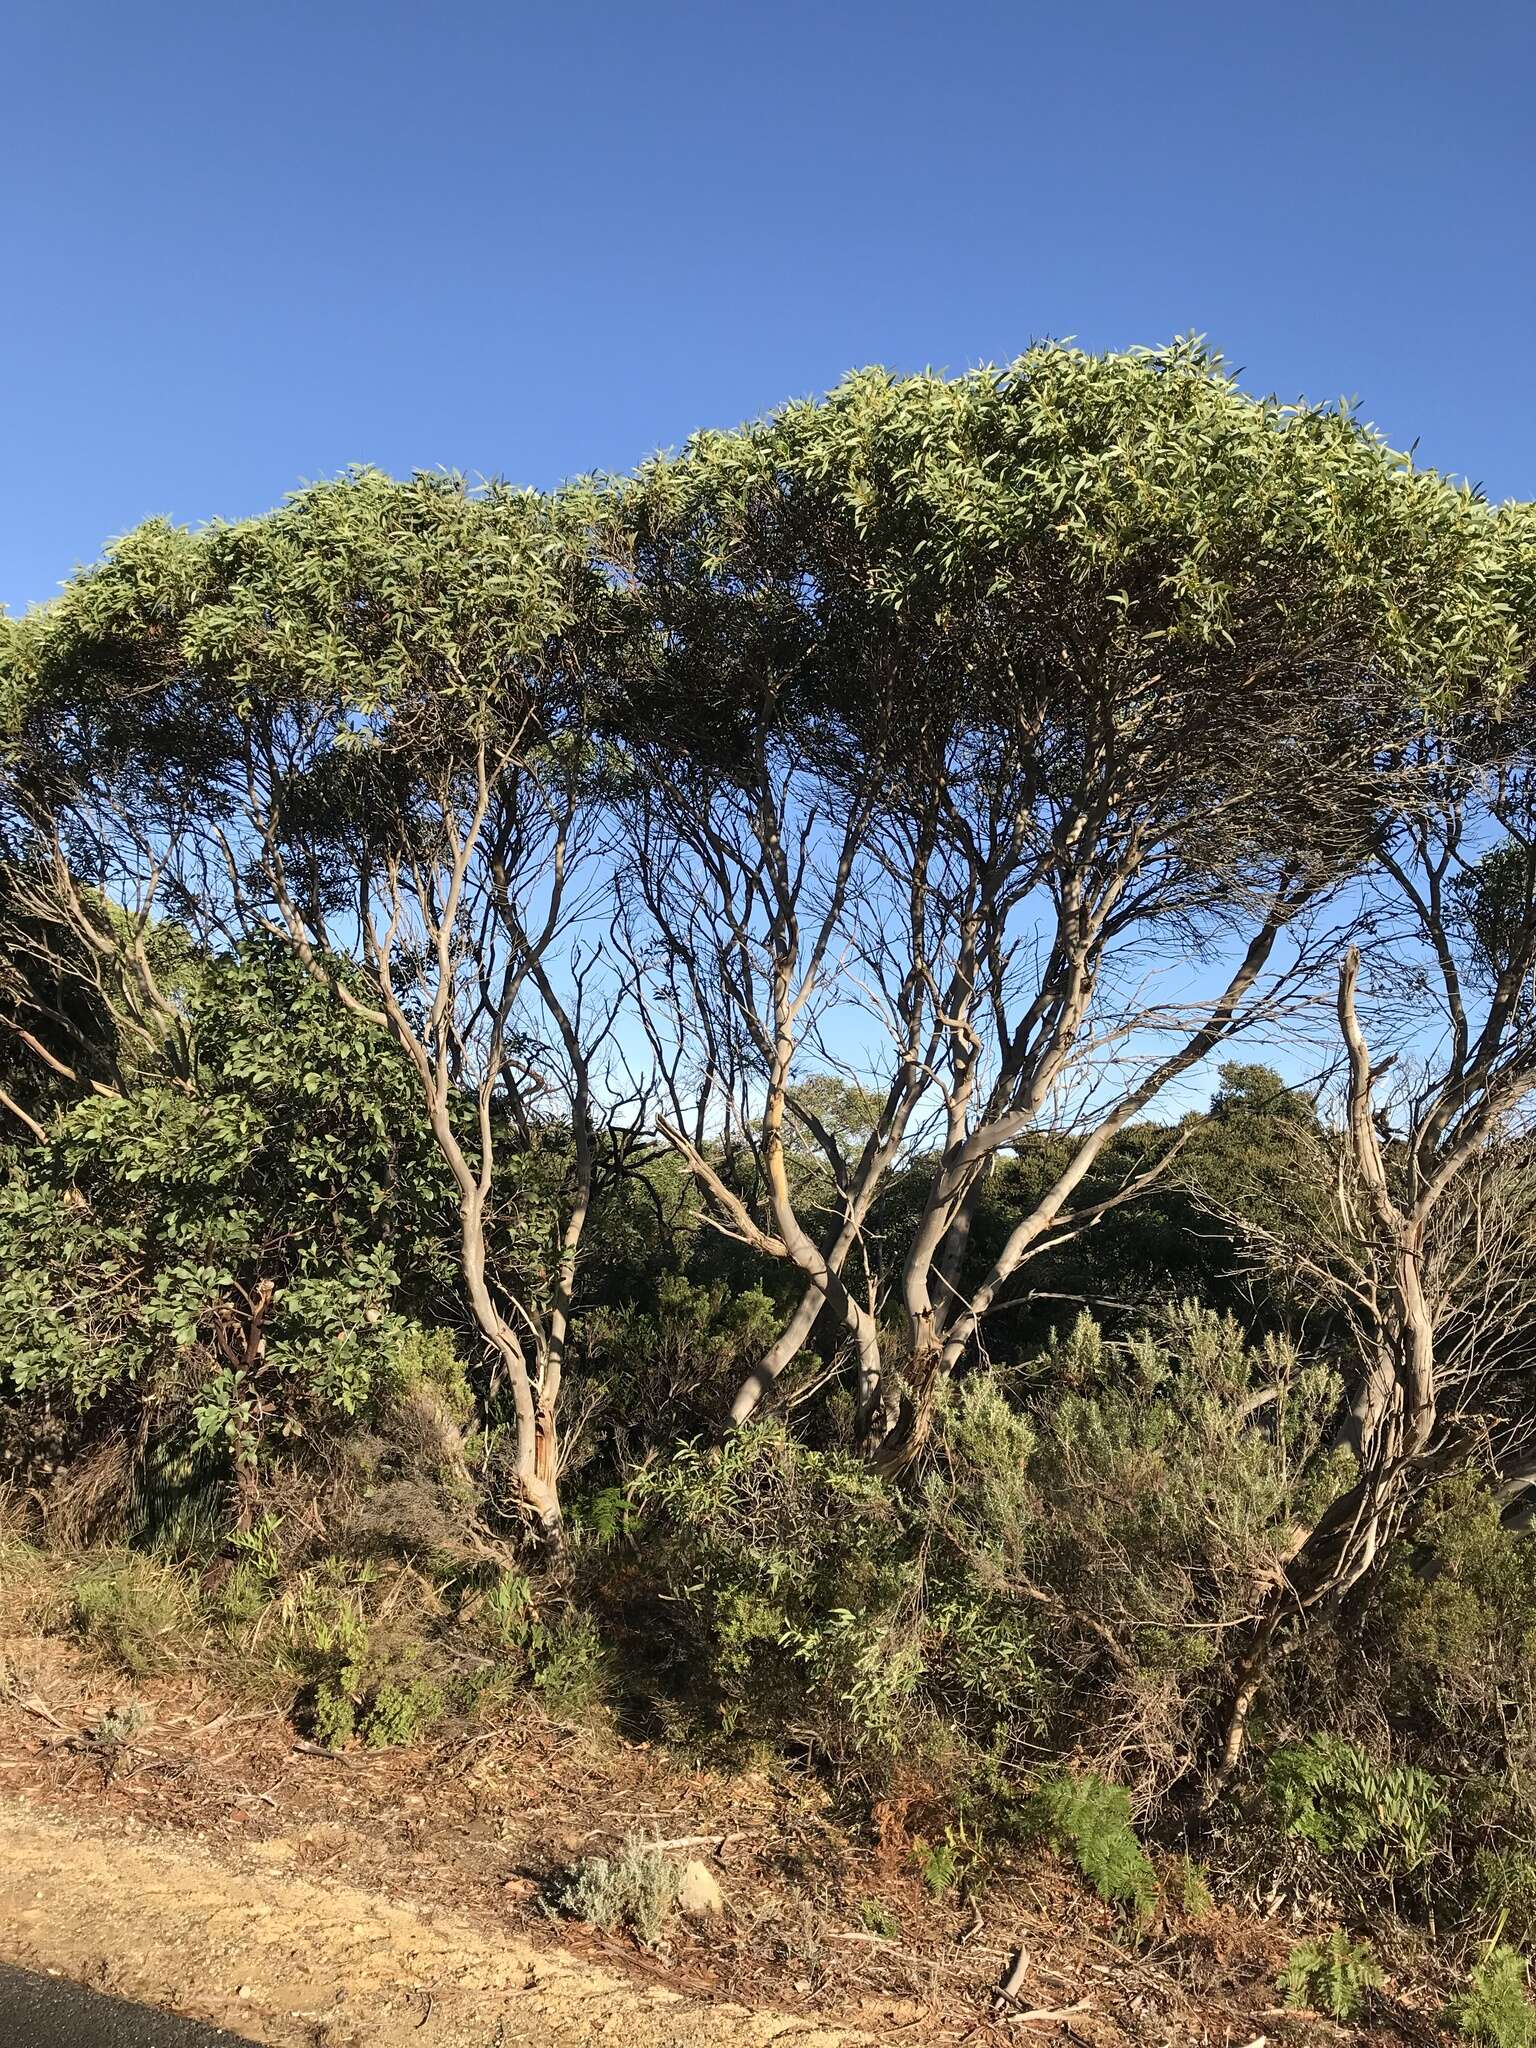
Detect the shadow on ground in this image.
<box><xmin>0</xmin><ymin>1965</ymin><xmax>259</xmax><ymax>2048</ymax></box>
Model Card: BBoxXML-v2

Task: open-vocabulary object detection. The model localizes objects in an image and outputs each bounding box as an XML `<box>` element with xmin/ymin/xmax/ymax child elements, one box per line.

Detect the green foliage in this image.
<box><xmin>311</xmin><ymin>1683</ymin><xmax>356</xmax><ymax>1751</ymax></box>
<box><xmin>70</xmin><ymin>1555</ymin><xmax>195</xmax><ymax>1677</ymax></box>
<box><xmin>1451</xmin><ymin>1948</ymin><xmax>1536</xmax><ymax>2048</ymax></box>
<box><xmin>230</xmin><ymin>1513</ymin><xmax>284</xmax><ymax>1587</ymax></box>
<box><xmin>615</xmin><ymin>1415</ymin><xmax>1050</xmax><ymax>1768</ymax></box>
<box><xmin>84</xmin><ymin>1701</ymin><xmax>150</xmax><ymax>1751</ymax></box>
<box><xmin>620</xmin><ymin>1425</ymin><xmax>917</xmax><ymax>1753</ymax></box>
<box><xmin>0</xmin><ymin>944</ymin><xmax>456</xmax><ymax>1474</ymax></box>
<box><xmin>1279</xmin><ymin>1929</ymin><xmax>1385</xmax><ymax>2019</ymax></box>
<box><xmin>281</xmin><ymin>1576</ymin><xmax>443</xmax><ymax>1750</ymax></box>
<box><xmin>1176</xmin><ymin>1856</ymin><xmax>1214</xmax><ymax>1920</ymax></box>
<box><xmin>1381</xmin><ymin>1473</ymin><xmax>1536</xmax><ymax>1740</ymax></box>
<box><xmin>858</xmin><ymin>1898</ymin><xmax>901</xmax><ymax>1938</ymax></box>
<box><xmin>624</xmin><ymin>340</ymin><xmax>1524</xmax><ymax>751</ymax></box>
<box><xmin>924</xmin><ymin>1306</ymin><xmax>1341</xmax><ymax>1800</ymax></box>
<box><xmin>912</xmin><ymin>1834</ymin><xmax>960</xmax><ymax>1896</ymax></box>
<box><xmin>557</xmin><ymin>1838</ymin><xmax>682</xmax><ymax>1948</ymax></box>
<box><xmin>1020</xmin><ymin>1774</ymin><xmax>1159</xmax><ymax>1924</ymax></box>
<box><xmin>1265</xmin><ymin>1734</ymin><xmax>1446</xmax><ymax>1873</ymax></box>
<box><xmin>530</xmin><ymin>1613</ymin><xmax>610</xmax><ymax>1723</ymax></box>
<box><xmin>576</xmin><ymin>1274</ymin><xmax>782</xmax><ymax>1456</ymax></box>
<box><xmin>910</xmin><ymin>1819</ymin><xmax>990</xmax><ymax>1901</ymax></box>
<box><xmin>360</xmin><ymin>1679</ymin><xmax>444</xmax><ymax>1749</ymax></box>
<box><xmin>1475</xmin><ymin>1847</ymin><xmax>1536</xmax><ymax>1949</ymax></box>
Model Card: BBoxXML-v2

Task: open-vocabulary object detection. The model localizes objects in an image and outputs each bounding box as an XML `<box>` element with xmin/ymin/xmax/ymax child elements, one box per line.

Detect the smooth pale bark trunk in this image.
<box><xmin>1200</xmin><ymin>948</ymin><xmax>1445</xmax><ymax>1800</ymax></box>
<box><xmin>731</xmin><ymin>1276</ymin><xmax>829</xmax><ymax>1426</ymax></box>
<box><xmin>457</xmin><ymin>1186</ymin><xmax>563</xmax><ymax>1539</ymax></box>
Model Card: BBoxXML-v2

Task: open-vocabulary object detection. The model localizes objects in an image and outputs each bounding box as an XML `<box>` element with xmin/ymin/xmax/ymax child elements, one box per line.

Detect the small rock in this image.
<box><xmin>675</xmin><ymin>1859</ymin><xmax>725</xmax><ymax>1916</ymax></box>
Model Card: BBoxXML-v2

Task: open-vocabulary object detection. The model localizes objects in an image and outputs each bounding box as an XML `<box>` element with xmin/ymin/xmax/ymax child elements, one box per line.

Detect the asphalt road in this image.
<box><xmin>0</xmin><ymin>1965</ymin><xmax>260</xmax><ymax>2047</ymax></box>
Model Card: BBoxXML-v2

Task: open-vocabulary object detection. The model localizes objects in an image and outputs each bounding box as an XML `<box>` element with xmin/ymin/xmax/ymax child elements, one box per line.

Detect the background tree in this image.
<box><xmin>4</xmin><ymin>471</ymin><xmax>631</xmax><ymax>1538</ymax></box>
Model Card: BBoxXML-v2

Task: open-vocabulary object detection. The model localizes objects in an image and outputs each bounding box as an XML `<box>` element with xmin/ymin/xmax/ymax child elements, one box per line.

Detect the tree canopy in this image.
<box><xmin>3</xmin><ymin>344</ymin><xmax>1535</xmax><ymax>1823</ymax></box>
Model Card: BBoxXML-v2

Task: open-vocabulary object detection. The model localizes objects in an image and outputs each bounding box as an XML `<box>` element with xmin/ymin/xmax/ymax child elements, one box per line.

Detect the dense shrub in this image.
<box><xmin>1020</xmin><ymin>1773</ymin><xmax>1159</xmax><ymax>1922</ymax></box>
<box><xmin>1452</xmin><ymin>1949</ymin><xmax>1536</xmax><ymax>2048</ymax></box>
<box><xmin>1279</xmin><ymin>1930</ymin><xmax>1384</xmax><ymax>2020</ymax></box>
<box><xmin>602</xmin><ymin>1414</ymin><xmax>1052</xmax><ymax>1770</ymax></box>
<box><xmin>557</xmin><ymin>1838</ymin><xmax>682</xmax><ymax>1947</ymax></box>
<box><xmin>613</xmin><ymin>1425</ymin><xmax>921</xmax><ymax>1757</ymax></box>
<box><xmin>1264</xmin><ymin>1735</ymin><xmax>1445</xmax><ymax>1874</ymax></box>
<box><xmin>0</xmin><ymin>946</ymin><xmax>458</xmax><ymax>1486</ymax></box>
<box><xmin>923</xmin><ymin>1303</ymin><xmax>1344</xmax><ymax>1800</ymax></box>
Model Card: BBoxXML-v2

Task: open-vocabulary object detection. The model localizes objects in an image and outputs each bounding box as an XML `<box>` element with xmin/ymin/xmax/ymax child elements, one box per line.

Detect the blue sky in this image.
<box><xmin>4</xmin><ymin>0</ymin><xmax>1532</xmax><ymax>618</ymax></box>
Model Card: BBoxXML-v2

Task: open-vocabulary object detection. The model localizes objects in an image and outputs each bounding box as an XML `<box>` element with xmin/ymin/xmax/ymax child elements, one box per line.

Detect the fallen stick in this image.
<box><xmin>996</xmin><ymin>1949</ymin><xmax>1029</xmax><ymax>2004</ymax></box>
<box><xmin>647</xmin><ymin>1830</ymin><xmax>753</xmax><ymax>1851</ymax></box>
<box><xmin>1002</xmin><ymin>1997</ymin><xmax>1095</xmax><ymax>2026</ymax></box>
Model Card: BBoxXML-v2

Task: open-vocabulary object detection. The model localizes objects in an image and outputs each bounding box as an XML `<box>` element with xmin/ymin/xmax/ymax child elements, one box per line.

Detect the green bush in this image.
<box><xmin>618</xmin><ymin>1425</ymin><xmax>920</xmax><ymax>1755</ymax></box>
<box><xmin>958</xmin><ymin>1303</ymin><xmax>1344</xmax><ymax>1805</ymax></box>
<box><xmin>70</xmin><ymin>1555</ymin><xmax>196</xmax><ymax>1676</ymax></box>
<box><xmin>1473</xmin><ymin>1848</ymin><xmax>1536</xmax><ymax>1948</ymax></box>
<box><xmin>1278</xmin><ymin>1929</ymin><xmax>1384</xmax><ymax>2019</ymax></box>
<box><xmin>1176</xmin><ymin>1855</ymin><xmax>1214</xmax><ymax>1920</ymax></box>
<box><xmin>1020</xmin><ymin>1773</ymin><xmax>1158</xmax><ymax>1923</ymax></box>
<box><xmin>531</xmin><ymin>1613</ymin><xmax>610</xmax><ymax>1723</ymax></box>
<box><xmin>359</xmin><ymin>1679</ymin><xmax>444</xmax><ymax>1749</ymax></box>
<box><xmin>1265</xmin><ymin>1734</ymin><xmax>1445</xmax><ymax>1873</ymax></box>
<box><xmin>1378</xmin><ymin>1475</ymin><xmax>1536</xmax><ymax>1795</ymax></box>
<box><xmin>281</xmin><ymin>1576</ymin><xmax>444</xmax><ymax>1750</ymax></box>
<box><xmin>1451</xmin><ymin>1948</ymin><xmax>1536</xmax><ymax>2048</ymax></box>
<box><xmin>613</xmin><ymin>1415</ymin><xmax>1053</xmax><ymax>1771</ymax></box>
<box><xmin>0</xmin><ymin>945</ymin><xmax>457</xmax><ymax>1476</ymax></box>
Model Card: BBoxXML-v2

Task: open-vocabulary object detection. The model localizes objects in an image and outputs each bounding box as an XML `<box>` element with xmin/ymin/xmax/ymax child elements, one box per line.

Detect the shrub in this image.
<box><xmin>943</xmin><ymin>1304</ymin><xmax>1343</xmax><ymax>1808</ymax></box>
<box><xmin>1020</xmin><ymin>1773</ymin><xmax>1158</xmax><ymax>1923</ymax></box>
<box><xmin>1473</xmin><ymin>1848</ymin><xmax>1536</xmax><ymax>1949</ymax></box>
<box><xmin>576</xmin><ymin>1274</ymin><xmax>782</xmax><ymax>1454</ymax></box>
<box><xmin>858</xmin><ymin>1899</ymin><xmax>900</xmax><ymax>1937</ymax></box>
<box><xmin>557</xmin><ymin>1838</ymin><xmax>682</xmax><ymax>1947</ymax></box>
<box><xmin>1375</xmin><ymin>1474</ymin><xmax>1536</xmax><ymax>1841</ymax></box>
<box><xmin>0</xmin><ymin>944</ymin><xmax>457</xmax><ymax>1479</ymax></box>
<box><xmin>281</xmin><ymin>1576</ymin><xmax>444</xmax><ymax>1750</ymax></box>
<box><xmin>1265</xmin><ymin>1734</ymin><xmax>1445</xmax><ymax>1874</ymax></box>
<box><xmin>912</xmin><ymin>1834</ymin><xmax>959</xmax><ymax>1896</ymax></box>
<box><xmin>1450</xmin><ymin>1948</ymin><xmax>1536</xmax><ymax>2048</ymax></box>
<box><xmin>1278</xmin><ymin>1930</ymin><xmax>1385</xmax><ymax>2019</ymax></box>
<box><xmin>359</xmin><ymin>1679</ymin><xmax>443</xmax><ymax>1749</ymax></box>
<box><xmin>617</xmin><ymin>1415</ymin><xmax>1055</xmax><ymax>1776</ymax></box>
<box><xmin>531</xmin><ymin>1614</ymin><xmax>610</xmax><ymax>1723</ymax></box>
<box><xmin>617</xmin><ymin>1425</ymin><xmax>919</xmax><ymax>1755</ymax></box>
<box><xmin>84</xmin><ymin>1701</ymin><xmax>150</xmax><ymax>1750</ymax></box>
<box><xmin>70</xmin><ymin>1554</ymin><xmax>195</xmax><ymax>1676</ymax></box>
<box><xmin>1384</xmin><ymin>1475</ymin><xmax>1536</xmax><ymax>1722</ymax></box>
<box><xmin>1176</xmin><ymin>1855</ymin><xmax>1214</xmax><ymax>1920</ymax></box>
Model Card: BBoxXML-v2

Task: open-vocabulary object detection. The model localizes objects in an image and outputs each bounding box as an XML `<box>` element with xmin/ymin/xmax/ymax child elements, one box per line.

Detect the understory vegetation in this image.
<box><xmin>4</xmin><ymin>339</ymin><xmax>1536</xmax><ymax>2027</ymax></box>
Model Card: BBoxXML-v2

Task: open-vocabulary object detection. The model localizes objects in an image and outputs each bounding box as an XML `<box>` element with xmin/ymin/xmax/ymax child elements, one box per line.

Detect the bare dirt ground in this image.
<box><xmin>0</xmin><ymin>1801</ymin><xmax>870</xmax><ymax>2047</ymax></box>
<box><xmin>0</xmin><ymin>1625</ymin><xmax>1444</xmax><ymax>2047</ymax></box>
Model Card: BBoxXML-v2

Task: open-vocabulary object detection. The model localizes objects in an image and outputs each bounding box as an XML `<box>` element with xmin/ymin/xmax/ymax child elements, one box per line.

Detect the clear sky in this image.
<box><xmin>4</xmin><ymin>0</ymin><xmax>1532</xmax><ymax>618</ymax></box>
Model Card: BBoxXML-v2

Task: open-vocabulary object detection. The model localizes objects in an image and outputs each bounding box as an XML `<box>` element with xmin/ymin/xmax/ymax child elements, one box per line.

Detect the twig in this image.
<box><xmin>996</xmin><ymin>1949</ymin><xmax>1029</xmax><ymax>2005</ymax></box>
<box><xmin>18</xmin><ymin>1694</ymin><xmax>69</xmax><ymax>1732</ymax></box>
<box><xmin>647</xmin><ymin>1830</ymin><xmax>753</xmax><ymax>1852</ymax></box>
